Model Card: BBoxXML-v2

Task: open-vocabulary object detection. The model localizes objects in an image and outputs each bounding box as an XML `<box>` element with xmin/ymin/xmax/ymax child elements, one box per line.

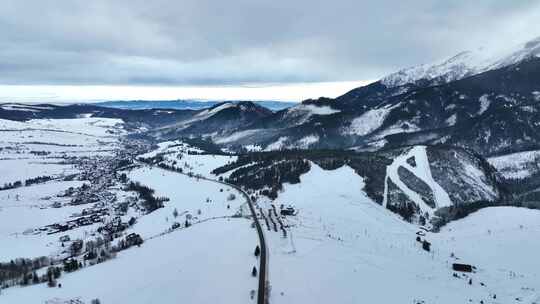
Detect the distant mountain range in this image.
<box><xmin>2</xmin><ymin>35</ymin><xmax>540</xmax><ymax>220</ymax></box>
<box><xmin>94</xmin><ymin>100</ymin><xmax>296</xmax><ymax>111</ymax></box>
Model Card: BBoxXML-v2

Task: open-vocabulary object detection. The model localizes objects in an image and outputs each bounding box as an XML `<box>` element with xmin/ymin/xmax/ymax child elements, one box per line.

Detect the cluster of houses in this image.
<box><xmin>97</xmin><ymin>216</ymin><xmax>135</xmax><ymax>238</ymax></box>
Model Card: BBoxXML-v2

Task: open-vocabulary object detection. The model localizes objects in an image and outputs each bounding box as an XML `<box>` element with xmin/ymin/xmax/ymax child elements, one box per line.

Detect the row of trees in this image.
<box><xmin>0</xmin><ymin>175</ymin><xmax>54</xmax><ymax>191</ymax></box>
<box><xmin>0</xmin><ymin>256</ymin><xmax>55</xmax><ymax>288</ymax></box>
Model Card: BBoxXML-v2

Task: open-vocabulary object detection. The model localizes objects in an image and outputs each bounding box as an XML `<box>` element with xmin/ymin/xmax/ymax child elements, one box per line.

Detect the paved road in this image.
<box><xmin>230</xmin><ymin>182</ymin><xmax>268</xmax><ymax>304</ymax></box>
<box><xmin>199</xmin><ymin>176</ymin><xmax>268</xmax><ymax>304</ymax></box>
<box><xmin>140</xmin><ymin>162</ymin><xmax>268</xmax><ymax>304</ymax></box>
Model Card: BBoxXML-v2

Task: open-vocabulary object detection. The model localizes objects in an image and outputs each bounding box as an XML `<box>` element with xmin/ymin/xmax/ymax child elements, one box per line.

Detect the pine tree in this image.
<box><xmin>254</xmin><ymin>245</ymin><xmax>260</xmax><ymax>257</ymax></box>
<box><xmin>53</xmin><ymin>267</ymin><xmax>61</xmax><ymax>279</ymax></box>
<box><xmin>252</xmin><ymin>266</ymin><xmax>258</xmax><ymax>277</ymax></box>
<box><xmin>47</xmin><ymin>269</ymin><xmax>56</xmax><ymax>287</ymax></box>
<box><xmin>32</xmin><ymin>271</ymin><xmax>39</xmax><ymax>284</ymax></box>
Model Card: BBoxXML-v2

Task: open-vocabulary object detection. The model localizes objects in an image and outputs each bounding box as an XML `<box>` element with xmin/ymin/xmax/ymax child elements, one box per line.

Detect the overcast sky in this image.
<box><xmin>1</xmin><ymin>1</ymin><xmax>540</xmax><ymax>102</ymax></box>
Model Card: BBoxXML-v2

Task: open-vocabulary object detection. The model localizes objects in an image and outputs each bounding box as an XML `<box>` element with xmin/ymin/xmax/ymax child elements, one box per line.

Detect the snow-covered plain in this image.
<box><xmin>0</xmin><ymin>118</ymin><xmax>125</xmax><ymax>261</ymax></box>
<box><xmin>0</xmin><ymin>219</ymin><xmax>259</xmax><ymax>304</ymax></box>
<box><xmin>127</xmin><ymin>166</ymin><xmax>249</xmax><ymax>238</ymax></box>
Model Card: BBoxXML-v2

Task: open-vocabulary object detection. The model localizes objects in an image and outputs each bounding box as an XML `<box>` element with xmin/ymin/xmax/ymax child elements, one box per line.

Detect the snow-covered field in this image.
<box><xmin>0</xmin><ymin>219</ymin><xmax>259</xmax><ymax>304</ymax></box>
<box><xmin>138</xmin><ymin>140</ymin><xmax>237</xmax><ymax>178</ymax></box>
<box><xmin>258</xmin><ymin>163</ymin><xmax>540</xmax><ymax>304</ymax></box>
<box><xmin>127</xmin><ymin>166</ymin><xmax>249</xmax><ymax>239</ymax></box>
<box><xmin>0</xmin><ymin>118</ymin><xmax>124</xmax><ymax>185</ymax></box>
<box><xmin>0</xmin><ymin>118</ymin><xmax>127</xmax><ymax>262</ymax></box>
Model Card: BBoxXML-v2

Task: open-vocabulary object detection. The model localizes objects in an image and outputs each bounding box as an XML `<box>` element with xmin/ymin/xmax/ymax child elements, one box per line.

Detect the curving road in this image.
<box><xmin>197</xmin><ymin>175</ymin><xmax>268</xmax><ymax>304</ymax></box>
<box><xmin>227</xmin><ymin>181</ymin><xmax>268</xmax><ymax>304</ymax></box>
<box><xmin>139</xmin><ymin>161</ymin><xmax>268</xmax><ymax>304</ymax></box>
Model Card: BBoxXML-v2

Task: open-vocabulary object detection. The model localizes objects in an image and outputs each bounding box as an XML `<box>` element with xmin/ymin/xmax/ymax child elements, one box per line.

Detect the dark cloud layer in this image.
<box><xmin>1</xmin><ymin>0</ymin><xmax>539</xmax><ymax>85</ymax></box>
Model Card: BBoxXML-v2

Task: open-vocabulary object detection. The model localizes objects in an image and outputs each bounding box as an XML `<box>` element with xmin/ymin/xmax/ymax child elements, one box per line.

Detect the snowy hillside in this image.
<box><xmin>256</xmin><ymin>164</ymin><xmax>540</xmax><ymax>303</ymax></box>
<box><xmin>488</xmin><ymin>150</ymin><xmax>540</xmax><ymax>179</ymax></box>
<box><xmin>214</xmin><ymin>144</ymin><xmax>500</xmax><ymax>226</ymax></box>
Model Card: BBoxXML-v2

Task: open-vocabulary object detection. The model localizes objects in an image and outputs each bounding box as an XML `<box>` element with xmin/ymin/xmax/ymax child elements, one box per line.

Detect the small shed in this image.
<box><xmin>452</xmin><ymin>263</ymin><xmax>473</xmax><ymax>272</ymax></box>
<box><xmin>280</xmin><ymin>207</ymin><xmax>296</xmax><ymax>216</ymax></box>
<box><xmin>422</xmin><ymin>240</ymin><xmax>431</xmax><ymax>252</ymax></box>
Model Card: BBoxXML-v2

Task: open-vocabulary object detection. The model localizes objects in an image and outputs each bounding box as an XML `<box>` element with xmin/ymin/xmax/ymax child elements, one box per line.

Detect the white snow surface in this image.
<box><xmin>260</xmin><ymin>164</ymin><xmax>540</xmax><ymax>303</ymax></box>
<box><xmin>344</xmin><ymin>105</ymin><xmax>394</xmax><ymax>136</ymax></box>
<box><xmin>488</xmin><ymin>150</ymin><xmax>540</xmax><ymax>179</ymax></box>
<box><xmin>264</xmin><ymin>136</ymin><xmax>288</xmax><ymax>151</ymax></box>
<box><xmin>127</xmin><ymin>165</ymin><xmax>247</xmax><ymax>238</ymax></box>
<box><xmin>196</xmin><ymin>102</ymin><xmax>236</xmax><ymax>118</ymax></box>
<box><xmin>445</xmin><ymin>114</ymin><xmax>457</xmax><ymax>126</ymax></box>
<box><xmin>138</xmin><ymin>141</ymin><xmax>237</xmax><ymax>179</ymax></box>
<box><xmin>478</xmin><ymin>94</ymin><xmax>491</xmax><ymax>115</ymax></box>
<box><xmin>0</xmin><ymin>118</ymin><xmax>125</xmax><ymax>137</ymax></box>
<box><xmin>294</xmin><ymin>134</ymin><xmax>319</xmax><ymax>149</ymax></box>
<box><xmin>0</xmin><ymin>219</ymin><xmax>258</xmax><ymax>304</ymax></box>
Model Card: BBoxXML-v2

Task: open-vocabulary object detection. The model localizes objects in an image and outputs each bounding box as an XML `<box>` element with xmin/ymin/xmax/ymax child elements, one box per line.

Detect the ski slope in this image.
<box><xmin>382</xmin><ymin>146</ymin><xmax>452</xmax><ymax>214</ymax></box>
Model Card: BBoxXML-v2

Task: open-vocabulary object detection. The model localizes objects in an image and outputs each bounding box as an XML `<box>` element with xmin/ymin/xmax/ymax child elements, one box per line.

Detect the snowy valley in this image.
<box><xmin>0</xmin><ymin>114</ymin><xmax>538</xmax><ymax>304</ymax></box>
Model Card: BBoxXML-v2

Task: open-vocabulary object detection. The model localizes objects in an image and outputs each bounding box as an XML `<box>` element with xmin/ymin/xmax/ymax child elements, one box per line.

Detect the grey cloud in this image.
<box><xmin>1</xmin><ymin>0</ymin><xmax>539</xmax><ymax>85</ymax></box>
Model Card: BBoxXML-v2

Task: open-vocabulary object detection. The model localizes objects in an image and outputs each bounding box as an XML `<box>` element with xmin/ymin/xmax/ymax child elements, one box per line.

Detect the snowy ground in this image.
<box><xmin>127</xmin><ymin>165</ymin><xmax>250</xmax><ymax>239</ymax></box>
<box><xmin>258</xmin><ymin>163</ymin><xmax>540</xmax><ymax>304</ymax></box>
<box><xmin>138</xmin><ymin>140</ymin><xmax>237</xmax><ymax>178</ymax></box>
<box><xmin>0</xmin><ymin>132</ymin><xmax>260</xmax><ymax>304</ymax></box>
<box><xmin>0</xmin><ymin>118</ymin><xmax>124</xmax><ymax>185</ymax></box>
<box><xmin>0</xmin><ymin>118</ymin><xmax>125</xmax><ymax>261</ymax></box>
<box><xmin>0</xmin><ymin>219</ymin><xmax>259</xmax><ymax>304</ymax></box>
<box><xmin>488</xmin><ymin>150</ymin><xmax>540</xmax><ymax>179</ymax></box>
<box><xmin>432</xmin><ymin>207</ymin><xmax>540</xmax><ymax>303</ymax></box>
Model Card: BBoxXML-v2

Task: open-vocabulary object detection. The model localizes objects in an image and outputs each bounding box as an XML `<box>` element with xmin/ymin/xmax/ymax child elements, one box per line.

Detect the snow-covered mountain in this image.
<box><xmin>143</xmin><ymin>36</ymin><xmax>540</xmax><ymax>156</ymax></box>
<box><xmin>151</xmin><ymin>101</ymin><xmax>273</xmax><ymax>140</ymax></box>
<box><xmin>381</xmin><ymin>36</ymin><xmax>540</xmax><ymax>87</ymax></box>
